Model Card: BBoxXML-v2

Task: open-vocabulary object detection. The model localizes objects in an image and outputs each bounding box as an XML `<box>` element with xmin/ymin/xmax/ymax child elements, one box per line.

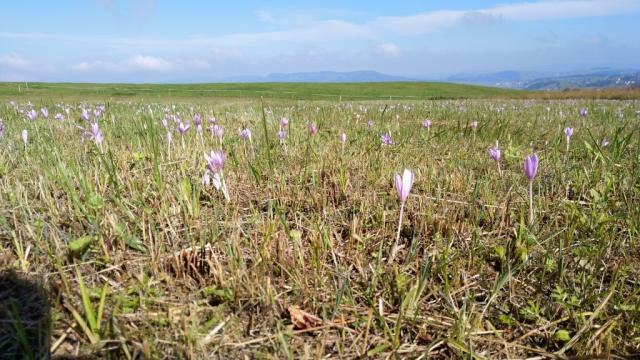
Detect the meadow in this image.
<box><xmin>0</xmin><ymin>85</ymin><xmax>639</xmax><ymax>358</ymax></box>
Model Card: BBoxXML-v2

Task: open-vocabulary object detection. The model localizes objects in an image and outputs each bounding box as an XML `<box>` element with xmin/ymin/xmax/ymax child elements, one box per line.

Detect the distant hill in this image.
<box><xmin>445</xmin><ymin>71</ymin><xmax>542</xmax><ymax>88</ymax></box>
<box><xmin>522</xmin><ymin>71</ymin><xmax>639</xmax><ymax>90</ymax></box>
<box><xmin>164</xmin><ymin>68</ymin><xmax>639</xmax><ymax>89</ymax></box>
<box><xmin>445</xmin><ymin>68</ymin><xmax>640</xmax><ymax>90</ymax></box>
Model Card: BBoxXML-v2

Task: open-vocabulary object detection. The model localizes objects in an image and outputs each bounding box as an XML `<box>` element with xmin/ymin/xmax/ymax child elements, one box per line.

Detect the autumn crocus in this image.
<box><xmin>391</xmin><ymin>169</ymin><xmax>414</xmax><ymax>261</ymax></box>
<box><xmin>380</xmin><ymin>132</ymin><xmax>393</xmax><ymax>146</ymax></box>
<box><xmin>524</xmin><ymin>153</ymin><xmax>539</xmax><ymax>224</ymax></box>
<box><xmin>194</xmin><ymin>113</ymin><xmax>203</xmax><ymax>133</ymax></box>
<box><xmin>280</xmin><ymin>117</ymin><xmax>289</xmax><ymax>128</ymax></box>
<box><xmin>77</xmin><ymin>122</ymin><xmax>104</xmax><ymax>151</ymax></box>
<box><xmin>488</xmin><ymin>145</ymin><xmax>502</xmax><ymax>176</ymax></box>
<box><xmin>308</xmin><ymin>123</ymin><xmax>317</xmax><ymax>136</ymax></box>
<box><xmin>210</xmin><ymin>124</ymin><xmax>223</xmax><ymax>143</ymax></box>
<box><xmin>564</xmin><ymin>127</ymin><xmax>574</xmax><ymax>152</ymax></box>
<box><xmin>81</xmin><ymin>109</ymin><xmax>91</xmax><ymax>121</ymax></box>
<box><xmin>203</xmin><ymin>150</ymin><xmax>230</xmax><ymax>202</ymax></box>
<box><xmin>87</xmin><ymin>123</ymin><xmax>104</xmax><ymax>145</ymax></box>
<box><xmin>422</xmin><ymin>119</ymin><xmax>432</xmax><ymax>129</ymax></box>
<box><xmin>579</xmin><ymin>108</ymin><xmax>588</xmax><ymax>117</ymax></box>
<box><xmin>239</xmin><ymin>127</ymin><xmax>251</xmax><ymax>142</ymax></box>
<box><xmin>239</xmin><ymin>127</ymin><xmax>254</xmax><ymax>157</ymax></box>
<box><xmin>41</xmin><ymin>107</ymin><xmax>49</xmax><ymax>119</ymax></box>
<box><xmin>177</xmin><ymin>122</ymin><xmax>190</xmax><ymax>151</ymax></box>
<box><xmin>367</xmin><ymin>119</ymin><xmax>374</xmax><ymax>128</ymax></box>
<box><xmin>177</xmin><ymin>122</ymin><xmax>190</xmax><ymax>135</ymax></box>
<box><xmin>0</xmin><ymin>120</ymin><xmax>4</xmax><ymax>138</ymax></box>
<box><xmin>54</xmin><ymin>113</ymin><xmax>64</xmax><ymax>121</ymax></box>
<box><xmin>26</xmin><ymin>109</ymin><xmax>37</xmax><ymax>122</ymax></box>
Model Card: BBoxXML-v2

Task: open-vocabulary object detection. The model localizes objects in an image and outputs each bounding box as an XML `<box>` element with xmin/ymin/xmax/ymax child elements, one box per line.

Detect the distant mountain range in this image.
<box><xmin>443</xmin><ymin>68</ymin><xmax>640</xmax><ymax>90</ymax></box>
<box><xmin>171</xmin><ymin>68</ymin><xmax>639</xmax><ymax>90</ymax></box>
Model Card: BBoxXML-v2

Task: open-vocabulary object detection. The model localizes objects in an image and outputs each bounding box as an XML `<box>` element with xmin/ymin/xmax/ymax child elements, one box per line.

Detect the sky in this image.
<box><xmin>1</xmin><ymin>0</ymin><xmax>639</xmax><ymax>82</ymax></box>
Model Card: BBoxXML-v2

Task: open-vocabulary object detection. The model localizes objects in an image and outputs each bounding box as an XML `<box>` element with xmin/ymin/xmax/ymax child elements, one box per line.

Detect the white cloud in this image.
<box><xmin>374</xmin><ymin>0</ymin><xmax>640</xmax><ymax>35</ymax></box>
<box><xmin>0</xmin><ymin>54</ymin><xmax>32</xmax><ymax>71</ymax></box>
<box><xmin>2</xmin><ymin>1</ymin><xmax>638</xmax><ymax>51</ymax></box>
<box><xmin>375</xmin><ymin>43</ymin><xmax>400</xmax><ymax>57</ymax></box>
<box><xmin>125</xmin><ymin>54</ymin><xmax>174</xmax><ymax>71</ymax></box>
<box><xmin>68</xmin><ymin>55</ymin><xmax>210</xmax><ymax>73</ymax></box>
<box><xmin>69</xmin><ymin>60</ymin><xmax>123</xmax><ymax>72</ymax></box>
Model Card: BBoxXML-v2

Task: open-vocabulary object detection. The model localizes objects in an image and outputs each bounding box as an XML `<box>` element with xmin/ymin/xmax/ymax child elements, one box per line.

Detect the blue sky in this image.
<box><xmin>1</xmin><ymin>0</ymin><xmax>639</xmax><ymax>82</ymax></box>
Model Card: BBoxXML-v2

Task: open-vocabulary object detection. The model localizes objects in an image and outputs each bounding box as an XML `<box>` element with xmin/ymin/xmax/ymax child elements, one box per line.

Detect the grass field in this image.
<box><xmin>0</xmin><ymin>87</ymin><xmax>639</xmax><ymax>358</ymax></box>
<box><xmin>0</xmin><ymin>81</ymin><xmax>526</xmax><ymax>102</ymax></box>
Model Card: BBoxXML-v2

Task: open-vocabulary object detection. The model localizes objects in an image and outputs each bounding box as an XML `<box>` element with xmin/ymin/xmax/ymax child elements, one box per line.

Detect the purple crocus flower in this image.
<box><xmin>391</xmin><ymin>167</ymin><xmax>415</xmax><ymax>261</ymax></box>
<box><xmin>280</xmin><ymin>117</ymin><xmax>289</xmax><ymax>128</ymax></box>
<box><xmin>205</xmin><ymin>150</ymin><xmax>225</xmax><ymax>173</ymax></box>
<box><xmin>91</xmin><ymin>123</ymin><xmax>103</xmax><ymax>144</ymax></box>
<box><xmin>488</xmin><ymin>147</ymin><xmax>501</xmax><ymax>162</ymax></box>
<box><xmin>87</xmin><ymin>123</ymin><xmax>104</xmax><ymax>144</ymax></box>
<box><xmin>194</xmin><ymin>113</ymin><xmax>202</xmax><ymax>132</ymax></box>
<box><xmin>79</xmin><ymin>123</ymin><xmax>104</xmax><ymax>145</ymax></box>
<box><xmin>81</xmin><ymin>109</ymin><xmax>91</xmax><ymax>121</ymax></box>
<box><xmin>367</xmin><ymin>119</ymin><xmax>374</xmax><ymax>128</ymax></box>
<box><xmin>524</xmin><ymin>153</ymin><xmax>539</xmax><ymax>224</ymax></box>
<box><xmin>308</xmin><ymin>123</ymin><xmax>317</xmax><ymax>136</ymax></box>
<box><xmin>26</xmin><ymin>109</ymin><xmax>37</xmax><ymax>121</ymax></box>
<box><xmin>0</xmin><ymin>120</ymin><xmax>4</xmax><ymax>138</ymax></box>
<box><xmin>471</xmin><ymin>121</ymin><xmax>478</xmax><ymax>129</ymax></box>
<box><xmin>239</xmin><ymin>127</ymin><xmax>251</xmax><ymax>141</ymax></box>
<box><xmin>564</xmin><ymin>127</ymin><xmax>574</xmax><ymax>141</ymax></box>
<box><xmin>277</xmin><ymin>129</ymin><xmax>286</xmax><ymax>140</ymax></box>
<box><xmin>381</xmin><ymin>132</ymin><xmax>393</xmax><ymax>146</ymax></box>
<box><xmin>211</xmin><ymin>124</ymin><xmax>223</xmax><ymax>141</ymax></box>
<box><xmin>177</xmin><ymin>122</ymin><xmax>190</xmax><ymax>136</ymax></box>
<box><xmin>93</xmin><ymin>109</ymin><xmax>102</xmax><ymax>118</ymax></box>
<box><xmin>422</xmin><ymin>119</ymin><xmax>432</xmax><ymax>129</ymax></box>
<box><xmin>524</xmin><ymin>153</ymin><xmax>539</xmax><ymax>182</ymax></box>
<box><xmin>55</xmin><ymin>113</ymin><xmax>64</xmax><ymax>121</ymax></box>
<box><xmin>394</xmin><ymin>169</ymin><xmax>414</xmax><ymax>204</ymax></box>
<box><xmin>341</xmin><ymin>132</ymin><xmax>347</xmax><ymax>144</ymax></box>
<box><xmin>579</xmin><ymin>108</ymin><xmax>588</xmax><ymax>117</ymax></box>
<box><xmin>203</xmin><ymin>150</ymin><xmax>230</xmax><ymax>202</ymax></box>
<box><xmin>41</xmin><ymin>108</ymin><xmax>49</xmax><ymax>119</ymax></box>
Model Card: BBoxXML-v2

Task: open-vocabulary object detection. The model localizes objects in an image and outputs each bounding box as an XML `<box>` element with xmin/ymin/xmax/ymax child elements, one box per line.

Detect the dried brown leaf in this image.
<box><xmin>288</xmin><ymin>305</ymin><xmax>323</xmax><ymax>330</ymax></box>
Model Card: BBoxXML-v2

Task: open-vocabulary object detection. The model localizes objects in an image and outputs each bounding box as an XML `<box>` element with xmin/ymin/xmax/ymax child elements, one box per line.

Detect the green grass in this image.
<box><xmin>1</xmin><ymin>96</ymin><xmax>639</xmax><ymax>358</ymax></box>
<box><xmin>0</xmin><ymin>81</ymin><xmax>525</xmax><ymax>101</ymax></box>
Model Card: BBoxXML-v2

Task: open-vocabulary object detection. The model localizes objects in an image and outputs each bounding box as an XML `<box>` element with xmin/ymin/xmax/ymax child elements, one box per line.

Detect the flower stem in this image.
<box><xmin>390</xmin><ymin>202</ymin><xmax>405</xmax><ymax>262</ymax></box>
<box><xmin>528</xmin><ymin>180</ymin><xmax>534</xmax><ymax>225</ymax></box>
